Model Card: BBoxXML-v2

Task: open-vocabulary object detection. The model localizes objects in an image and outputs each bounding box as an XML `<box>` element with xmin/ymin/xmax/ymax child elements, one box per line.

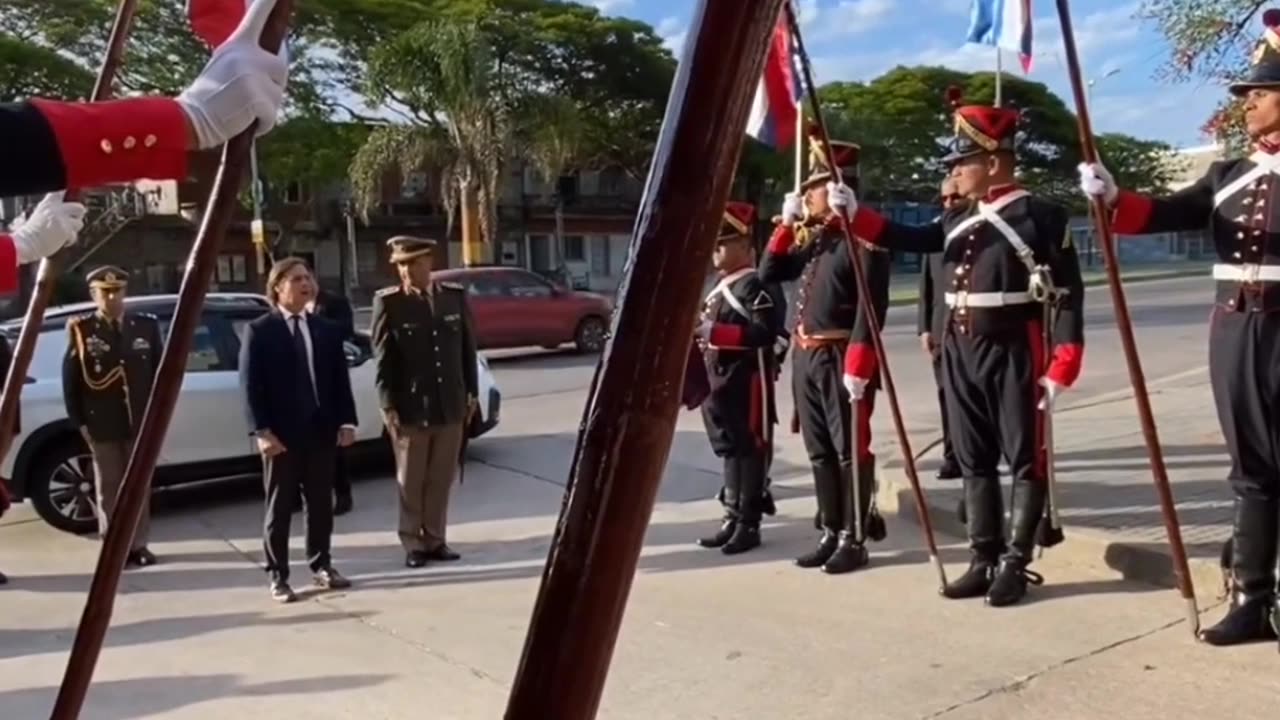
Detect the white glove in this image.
<box><xmin>826</xmin><ymin>181</ymin><xmax>857</xmax><ymax>218</ymax></box>
<box><xmin>9</xmin><ymin>192</ymin><xmax>87</xmax><ymax>264</ymax></box>
<box><xmin>780</xmin><ymin>192</ymin><xmax>804</xmax><ymax>224</ymax></box>
<box><xmin>843</xmin><ymin>374</ymin><xmax>868</xmax><ymax>401</ymax></box>
<box><xmin>1037</xmin><ymin>377</ymin><xmax>1064</xmax><ymax>411</ymax></box>
<box><xmin>1077</xmin><ymin>162</ymin><xmax>1117</xmax><ymax>205</ymax></box>
<box><xmin>177</xmin><ymin>0</ymin><xmax>289</xmax><ymax>149</ymax></box>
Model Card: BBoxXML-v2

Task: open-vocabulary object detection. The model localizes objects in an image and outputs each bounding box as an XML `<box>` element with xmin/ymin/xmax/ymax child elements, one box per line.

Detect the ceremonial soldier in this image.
<box><xmin>1078</xmin><ymin>10</ymin><xmax>1280</xmax><ymax>645</ymax></box>
<box><xmin>758</xmin><ymin>137</ymin><xmax>890</xmax><ymax>575</ymax></box>
<box><xmin>62</xmin><ymin>267</ymin><xmax>164</xmax><ymax>567</ymax></box>
<box><xmin>694</xmin><ymin>202</ymin><xmax>787</xmax><ymax>555</ymax></box>
<box><xmin>846</xmin><ymin>97</ymin><xmax>1085</xmax><ymax>606</ymax></box>
<box><xmin>0</xmin><ymin>0</ymin><xmax>287</xmax><ymax>294</ymax></box>
<box><xmin>372</xmin><ymin>237</ymin><xmax>479</xmax><ymax>568</ymax></box>
<box><xmin>919</xmin><ymin>178</ymin><xmax>970</xmax><ymax>481</ymax></box>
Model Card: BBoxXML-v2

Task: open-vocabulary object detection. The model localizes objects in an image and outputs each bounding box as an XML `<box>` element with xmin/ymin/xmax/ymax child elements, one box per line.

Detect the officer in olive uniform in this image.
<box><xmin>694</xmin><ymin>201</ymin><xmax>787</xmax><ymax>555</ymax></box>
<box><xmin>371</xmin><ymin>237</ymin><xmax>479</xmax><ymax>568</ymax></box>
<box><xmin>62</xmin><ymin>267</ymin><xmax>164</xmax><ymax>567</ymax></box>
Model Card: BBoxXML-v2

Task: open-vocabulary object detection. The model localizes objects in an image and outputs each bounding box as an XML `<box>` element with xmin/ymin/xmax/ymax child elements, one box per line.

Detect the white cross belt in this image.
<box><xmin>1213</xmin><ymin>263</ymin><xmax>1280</xmax><ymax>283</ymax></box>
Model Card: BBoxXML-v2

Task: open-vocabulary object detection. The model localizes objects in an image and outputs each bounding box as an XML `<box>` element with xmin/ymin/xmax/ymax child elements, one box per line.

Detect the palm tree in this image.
<box><xmin>522</xmin><ymin>95</ymin><xmax>586</xmax><ymax>279</ymax></box>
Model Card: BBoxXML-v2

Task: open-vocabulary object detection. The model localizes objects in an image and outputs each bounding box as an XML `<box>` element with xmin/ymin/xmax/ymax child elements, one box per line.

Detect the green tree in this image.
<box><xmin>1138</xmin><ymin>0</ymin><xmax>1267</xmax><ymax>148</ymax></box>
<box><xmin>1095</xmin><ymin>133</ymin><xmax>1186</xmax><ymax>195</ymax></box>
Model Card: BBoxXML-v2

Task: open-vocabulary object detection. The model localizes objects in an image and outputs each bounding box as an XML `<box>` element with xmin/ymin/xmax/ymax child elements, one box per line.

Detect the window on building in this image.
<box><xmin>589</xmin><ymin>235</ymin><xmax>609</xmax><ymax>276</ymax></box>
<box><xmin>599</xmin><ymin>168</ymin><xmax>627</xmax><ymax>196</ymax></box>
<box><xmin>216</xmin><ymin>254</ymin><xmax>246</xmax><ymax>284</ymax></box>
<box><xmin>284</xmin><ymin>181</ymin><xmax>309</xmax><ymax>204</ymax></box>
<box><xmin>564</xmin><ymin>235</ymin><xmax>586</xmax><ymax>262</ymax></box>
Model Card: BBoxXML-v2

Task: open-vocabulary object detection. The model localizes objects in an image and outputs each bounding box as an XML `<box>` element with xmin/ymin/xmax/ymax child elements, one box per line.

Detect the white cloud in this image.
<box><xmin>586</xmin><ymin>0</ymin><xmax>633</xmax><ymax>14</ymax></box>
<box><xmin>805</xmin><ymin>0</ymin><xmax>898</xmax><ymax>41</ymax></box>
<box><xmin>655</xmin><ymin>16</ymin><xmax>687</xmax><ymax>57</ymax></box>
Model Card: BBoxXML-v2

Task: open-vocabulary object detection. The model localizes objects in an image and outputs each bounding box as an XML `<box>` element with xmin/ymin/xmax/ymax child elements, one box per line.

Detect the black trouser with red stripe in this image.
<box><xmin>941</xmin><ymin>320</ymin><xmax>1046</xmax><ymax>564</ymax></box>
<box><xmin>1209</xmin><ymin>309</ymin><xmax>1280</xmax><ymax>601</ymax></box>
<box><xmin>702</xmin><ymin>366</ymin><xmax>769</xmax><ymax>525</ymax></box>
<box><xmin>792</xmin><ymin>342</ymin><xmax>877</xmax><ymax>536</ymax></box>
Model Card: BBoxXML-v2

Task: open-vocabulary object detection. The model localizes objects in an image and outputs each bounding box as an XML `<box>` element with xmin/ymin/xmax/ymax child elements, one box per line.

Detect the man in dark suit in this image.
<box><xmin>63</xmin><ymin>267</ymin><xmax>164</xmax><ymax>567</ymax></box>
<box><xmin>917</xmin><ymin>179</ymin><xmax>968</xmax><ymax>481</ymax></box>
<box><xmin>240</xmin><ymin>257</ymin><xmax>359</xmax><ymax>603</ymax></box>
<box><xmin>309</xmin><ymin>286</ymin><xmax>357</xmax><ymax>515</ymax></box>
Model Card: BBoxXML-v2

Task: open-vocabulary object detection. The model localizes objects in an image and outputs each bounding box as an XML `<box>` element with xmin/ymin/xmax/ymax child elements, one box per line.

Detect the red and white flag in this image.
<box><xmin>188</xmin><ymin>0</ymin><xmax>249</xmax><ymax>49</ymax></box>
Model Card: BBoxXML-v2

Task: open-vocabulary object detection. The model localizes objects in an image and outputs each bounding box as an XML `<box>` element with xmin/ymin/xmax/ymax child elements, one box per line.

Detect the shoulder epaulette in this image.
<box><xmin>67</xmin><ymin>313</ymin><xmax>92</xmax><ymax>328</ymax></box>
<box><xmin>374</xmin><ymin>286</ymin><xmax>401</xmax><ymax>297</ymax></box>
<box><xmin>439</xmin><ymin>281</ymin><xmax>465</xmax><ymax>291</ymax></box>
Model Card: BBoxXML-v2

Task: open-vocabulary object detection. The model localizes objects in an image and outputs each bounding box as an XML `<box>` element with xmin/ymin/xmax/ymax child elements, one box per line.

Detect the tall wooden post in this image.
<box><xmin>502</xmin><ymin>1</ymin><xmax>785</xmax><ymax>718</ymax></box>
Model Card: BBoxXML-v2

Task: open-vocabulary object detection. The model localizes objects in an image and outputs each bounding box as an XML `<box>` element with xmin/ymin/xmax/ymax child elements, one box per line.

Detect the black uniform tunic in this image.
<box><xmin>758</xmin><ymin>219</ymin><xmax>890</xmax><ymax>469</ymax></box>
<box><xmin>62</xmin><ymin>312</ymin><xmax>164</xmax><ymax>443</ymax></box>
<box><xmin>698</xmin><ymin>269</ymin><xmax>786</xmax><ymax>457</ymax></box>
<box><xmin>1110</xmin><ymin>149</ymin><xmax>1280</xmax><ymax>598</ymax></box>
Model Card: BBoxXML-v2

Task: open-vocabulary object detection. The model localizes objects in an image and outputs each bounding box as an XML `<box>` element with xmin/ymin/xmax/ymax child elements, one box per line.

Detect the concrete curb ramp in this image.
<box><xmin>874</xmin><ymin>366</ymin><xmax>1229</xmax><ymax>604</ymax></box>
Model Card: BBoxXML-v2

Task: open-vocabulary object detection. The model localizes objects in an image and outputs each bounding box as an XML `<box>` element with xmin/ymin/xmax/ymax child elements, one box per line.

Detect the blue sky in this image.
<box><xmin>585</xmin><ymin>0</ymin><xmax>1236</xmax><ymax>150</ymax></box>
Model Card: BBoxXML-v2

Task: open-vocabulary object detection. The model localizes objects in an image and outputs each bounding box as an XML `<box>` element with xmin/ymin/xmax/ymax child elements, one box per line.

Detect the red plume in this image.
<box><xmin>1264</xmin><ymin>8</ymin><xmax>1280</xmax><ymax>29</ymax></box>
<box><xmin>944</xmin><ymin>85</ymin><xmax>964</xmax><ymax>110</ymax></box>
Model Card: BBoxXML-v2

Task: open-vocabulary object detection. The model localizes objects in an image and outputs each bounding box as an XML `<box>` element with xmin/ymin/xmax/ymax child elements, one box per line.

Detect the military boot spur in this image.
<box><xmin>1198</xmin><ymin>591</ymin><xmax>1276</xmax><ymax>646</ymax></box>
<box><xmin>821</xmin><ymin>532</ymin><xmax>869</xmax><ymax>575</ymax></box>
<box><xmin>795</xmin><ymin>530</ymin><xmax>838</xmax><ymax>568</ymax></box>
<box><xmin>721</xmin><ymin>522</ymin><xmax>761</xmax><ymax>555</ymax></box>
<box><xmin>985</xmin><ymin>558</ymin><xmax>1043</xmax><ymax>607</ymax></box>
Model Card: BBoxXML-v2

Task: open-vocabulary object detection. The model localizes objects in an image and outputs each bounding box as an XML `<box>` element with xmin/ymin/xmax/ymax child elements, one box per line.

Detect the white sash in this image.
<box><xmin>705</xmin><ymin>267</ymin><xmax>755</xmax><ymax>319</ymax></box>
<box><xmin>1213</xmin><ymin>150</ymin><xmax>1280</xmax><ymax>209</ymax></box>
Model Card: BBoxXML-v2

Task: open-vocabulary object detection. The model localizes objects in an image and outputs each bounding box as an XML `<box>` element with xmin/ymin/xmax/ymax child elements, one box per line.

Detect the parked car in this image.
<box><xmin>0</xmin><ymin>292</ymin><xmax>501</xmax><ymax>535</ymax></box>
<box><xmin>434</xmin><ymin>266</ymin><xmax>613</xmax><ymax>353</ymax></box>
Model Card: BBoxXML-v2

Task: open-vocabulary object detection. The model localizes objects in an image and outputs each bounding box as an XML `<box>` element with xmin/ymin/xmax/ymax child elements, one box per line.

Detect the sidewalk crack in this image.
<box><xmin>921</xmin><ymin>613</ymin><xmax>1201</xmax><ymax>719</ymax></box>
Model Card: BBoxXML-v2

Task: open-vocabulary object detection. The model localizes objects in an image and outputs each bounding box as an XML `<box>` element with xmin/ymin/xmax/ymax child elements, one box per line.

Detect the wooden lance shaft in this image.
<box><xmin>782</xmin><ymin>3</ymin><xmax>947</xmax><ymax>590</ymax></box>
<box><xmin>49</xmin><ymin>2</ymin><xmax>296</xmax><ymax>716</ymax></box>
<box><xmin>0</xmin><ymin>0</ymin><xmax>139</xmax><ymax>481</ymax></box>
<box><xmin>1053</xmin><ymin>0</ymin><xmax>1199</xmax><ymax>635</ymax></box>
<box><xmin>502</xmin><ymin>1</ymin><xmax>785</xmax><ymax>717</ymax></box>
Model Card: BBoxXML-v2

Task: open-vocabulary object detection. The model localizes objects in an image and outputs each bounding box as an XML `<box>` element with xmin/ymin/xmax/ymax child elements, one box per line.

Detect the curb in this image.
<box><xmin>874</xmin><ymin>366</ymin><xmax>1227</xmax><ymax>603</ymax></box>
<box><xmin>887</xmin><ymin>266</ymin><xmax>1207</xmax><ymax>307</ymax></box>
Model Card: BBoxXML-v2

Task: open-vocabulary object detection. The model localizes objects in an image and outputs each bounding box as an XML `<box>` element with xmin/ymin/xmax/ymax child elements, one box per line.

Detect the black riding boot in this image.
<box><xmin>943</xmin><ymin>476</ymin><xmax>1004</xmax><ymax>599</ymax></box>
<box><xmin>986</xmin><ymin>477</ymin><xmax>1047</xmax><ymax>607</ymax></box>
<box><xmin>1200</xmin><ymin>496</ymin><xmax>1278</xmax><ymax>646</ymax></box>
<box><xmin>796</xmin><ymin>462</ymin><xmax>841</xmax><ymax>568</ymax></box>
<box><xmin>698</xmin><ymin>457</ymin><xmax>739</xmax><ymax>549</ymax></box>
<box><xmin>823</xmin><ymin>461</ymin><xmax>871</xmax><ymax>574</ymax></box>
<box><xmin>724</xmin><ymin>454</ymin><xmax>765</xmax><ymax>555</ymax></box>
<box><xmin>862</xmin><ymin>456</ymin><xmax>887</xmax><ymax>542</ymax></box>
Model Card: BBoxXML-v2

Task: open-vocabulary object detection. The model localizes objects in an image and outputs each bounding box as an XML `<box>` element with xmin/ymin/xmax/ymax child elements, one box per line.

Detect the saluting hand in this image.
<box><xmin>11</xmin><ymin>192</ymin><xmax>86</xmax><ymax>264</ymax></box>
<box><xmin>826</xmin><ymin>182</ymin><xmax>857</xmax><ymax>219</ymax></box>
<box><xmin>780</xmin><ymin>192</ymin><xmax>804</xmax><ymax>226</ymax></box>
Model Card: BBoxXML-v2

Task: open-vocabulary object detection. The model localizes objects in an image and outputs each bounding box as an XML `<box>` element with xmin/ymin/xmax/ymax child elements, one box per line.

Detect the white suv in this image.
<box><xmin>0</xmin><ymin>293</ymin><xmax>500</xmax><ymax>534</ymax></box>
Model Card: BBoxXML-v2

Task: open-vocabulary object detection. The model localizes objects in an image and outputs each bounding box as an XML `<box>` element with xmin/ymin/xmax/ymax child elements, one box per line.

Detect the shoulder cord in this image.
<box><xmin>72</xmin><ymin>321</ymin><xmax>133</xmax><ymax>428</ymax></box>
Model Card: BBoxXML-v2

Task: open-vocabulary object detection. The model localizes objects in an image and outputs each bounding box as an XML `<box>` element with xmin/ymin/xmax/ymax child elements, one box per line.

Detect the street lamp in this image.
<box><xmin>1087</xmin><ymin>67</ymin><xmax>1122</xmax><ymax>108</ymax></box>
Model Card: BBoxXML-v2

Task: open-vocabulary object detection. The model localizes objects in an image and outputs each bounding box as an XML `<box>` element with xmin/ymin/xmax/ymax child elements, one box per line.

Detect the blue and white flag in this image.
<box><xmin>966</xmin><ymin>0</ymin><xmax>1033</xmax><ymax>72</ymax></box>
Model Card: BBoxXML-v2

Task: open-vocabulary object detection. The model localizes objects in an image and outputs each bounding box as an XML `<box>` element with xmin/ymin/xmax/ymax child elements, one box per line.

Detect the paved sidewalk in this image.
<box><xmin>878</xmin><ymin>368</ymin><xmax>1235</xmax><ymax>600</ymax></box>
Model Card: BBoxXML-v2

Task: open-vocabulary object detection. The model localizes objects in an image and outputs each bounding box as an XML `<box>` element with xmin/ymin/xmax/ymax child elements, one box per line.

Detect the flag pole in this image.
<box><xmin>794</xmin><ymin>100</ymin><xmax>804</xmax><ymax>192</ymax></box>
<box><xmin>994</xmin><ymin>47</ymin><xmax>1004</xmax><ymax>106</ymax></box>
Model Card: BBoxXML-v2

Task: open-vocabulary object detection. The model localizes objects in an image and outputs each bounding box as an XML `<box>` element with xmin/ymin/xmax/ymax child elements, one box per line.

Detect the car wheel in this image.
<box><xmin>28</xmin><ymin>436</ymin><xmax>100</xmax><ymax>535</ymax></box>
<box><xmin>573</xmin><ymin>316</ymin><xmax>607</xmax><ymax>353</ymax></box>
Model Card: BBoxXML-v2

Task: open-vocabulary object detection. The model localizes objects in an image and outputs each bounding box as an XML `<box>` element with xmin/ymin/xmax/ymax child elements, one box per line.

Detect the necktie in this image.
<box><xmin>291</xmin><ymin>316</ymin><xmax>318</xmax><ymax>417</ymax></box>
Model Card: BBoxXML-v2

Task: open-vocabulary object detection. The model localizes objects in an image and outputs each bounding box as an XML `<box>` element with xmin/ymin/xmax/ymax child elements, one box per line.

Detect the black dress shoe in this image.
<box><xmin>1198</xmin><ymin>593</ymin><xmax>1276</xmax><ymax>646</ymax></box>
<box><xmin>313</xmin><ymin>567</ymin><xmax>352</xmax><ymax>589</ymax></box>
<box><xmin>941</xmin><ymin>557</ymin><xmax>996</xmax><ymax>599</ymax></box>
<box><xmin>935</xmin><ymin>461</ymin><xmax>962</xmax><ymax>480</ymax></box>
<box><xmin>721</xmin><ymin>524</ymin><xmax>761</xmax><ymax>555</ymax></box>
<box><xmin>334</xmin><ymin>493</ymin><xmax>354</xmax><ymax>516</ymax></box>
<box><xmin>126</xmin><ymin>548</ymin><xmax>158</xmax><ymax>566</ymax></box>
<box><xmin>406</xmin><ymin>551</ymin><xmax>429</xmax><ymax>568</ymax></box>
<box><xmin>0</xmin><ymin>569</ymin><xmax>8</xmax><ymax>585</ymax></box>
<box><xmin>425</xmin><ymin>544</ymin><xmax>461</xmax><ymax>561</ymax></box>
<box><xmin>271</xmin><ymin>581</ymin><xmax>297</xmax><ymax>603</ymax></box>
<box><xmin>697</xmin><ymin>520</ymin><xmax>736</xmax><ymax>549</ymax></box>
<box><xmin>985</xmin><ymin>558</ymin><xmax>1043</xmax><ymax>607</ymax></box>
<box><xmin>821</xmin><ymin>534</ymin><xmax>869</xmax><ymax>575</ymax></box>
<box><xmin>795</xmin><ymin>531</ymin><xmax>838</xmax><ymax>568</ymax></box>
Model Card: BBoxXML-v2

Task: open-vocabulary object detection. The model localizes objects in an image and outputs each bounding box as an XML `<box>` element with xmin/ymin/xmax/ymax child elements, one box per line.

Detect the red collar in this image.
<box><xmin>982</xmin><ymin>184</ymin><xmax>1022</xmax><ymax>203</ymax></box>
<box><xmin>1258</xmin><ymin>138</ymin><xmax>1280</xmax><ymax>155</ymax></box>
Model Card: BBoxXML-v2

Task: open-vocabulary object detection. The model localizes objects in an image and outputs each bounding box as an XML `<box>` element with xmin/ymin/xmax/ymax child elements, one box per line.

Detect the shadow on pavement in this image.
<box><xmin>0</xmin><ymin>673</ymin><xmax>392</xmax><ymax>720</ymax></box>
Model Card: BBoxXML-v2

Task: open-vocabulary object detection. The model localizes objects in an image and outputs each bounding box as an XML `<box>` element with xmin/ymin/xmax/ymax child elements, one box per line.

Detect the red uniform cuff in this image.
<box><xmin>0</xmin><ymin>235</ymin><xmax>17</xmax><ymax>294</ymax></box>
<box><xmin>31</xmin><ymin>98</ymin><xmax>189</xmax><ymax>190</ymax></box>
<box><xmin>850</xmin><ymin>207</ymin><xmax>887</xmax><ymax>245</ymax></box>
<box><xmin>843</xmin><ymin>343</ymin><xmax>877</xmax><ymax>381</ymax></box>
<box><xmin>1111</xmin><ymin>190</ymin><xmax>1153</xmax><ymax>236</ymax></box>
<box><xmin>767</xmin><ymin>225</ymin><xmax>795</xmax><ymax>255</ymax></box>
<box><xmin>708</xmin><ymin>323</ymin><xmax>745</xmax><ymax>347</ymax></box>
<box><xmin>1045</xmin><ymin>343</ymin><xmax>1083</xmax><ymax>388</ymax></box>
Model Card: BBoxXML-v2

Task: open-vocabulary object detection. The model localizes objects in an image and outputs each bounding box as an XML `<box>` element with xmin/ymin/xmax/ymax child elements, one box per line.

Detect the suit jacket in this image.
<box><xmin>238</xmin><ymin>310</ymin><xmax>358</xmax><ymax>450</ymax></box>
<box><xmin>916</xmin><ymin>251</ymin><xmax>946</xmax><ymax>340</ymax></box>
<box><xmin>312</xmin><ymin>289</ymin><xmax>356</xmax><ymax>340</ymax></box>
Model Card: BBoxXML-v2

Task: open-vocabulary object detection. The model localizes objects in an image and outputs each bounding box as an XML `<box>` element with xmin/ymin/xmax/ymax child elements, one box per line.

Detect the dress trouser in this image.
<box><xmin>395</xmin><ymin>423</ymin><xmax>465</xmax><ymax>553</ymax></box>
<box><xmin>792</xmin><ymin>343</ymin><xmax>876</xmax><ymax>534</ymax></box>
<box><xmin>333</xmin><ymin>446</ymin><xmax>351</xmax><ymax>498</ymax></box>
<box><xmin>941</xmin><ymin>321</ymin><xmax>1046</xmax><ymax>563</ymax></box>
<box><xmin>1209</xmin><ymin>310</ymin><xmax>1280</xmax><ymax>600</ymax></box>
<box><xmin>262</xmin><ymin>425</ymin><xmax>336</xmax><ymax>583</ymax></box>
<box><xmin>931</xmin><ymin>354</ymin><xmax>958</xmax><ymax>468</ymax></box>
<box><xmin>701</xmin><ymin>365</ymin><xmax>768</xmax><ymax>525</ymax></box>
<box><xmin>93</xmin><ymin>437</ymin><xmax>149</xmax><ymax>551</ymax></box>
